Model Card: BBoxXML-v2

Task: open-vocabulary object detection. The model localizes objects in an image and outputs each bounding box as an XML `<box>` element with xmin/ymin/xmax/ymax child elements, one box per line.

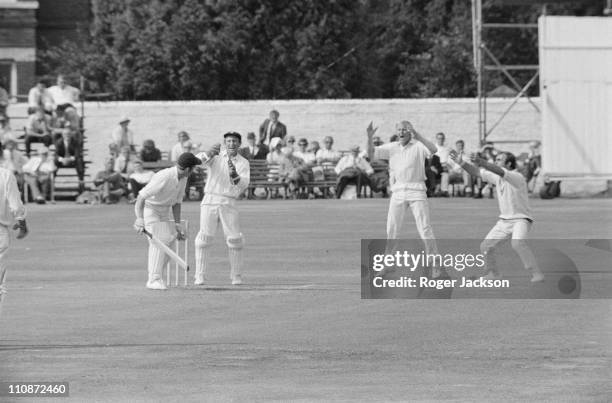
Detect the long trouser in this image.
<box><xmin>143</xmin><ymin>207</ymin><xmax>176</xmax><ymax>284</ymax></box>
<box><xmin>386</xmin><ymin>195</ymin><xmax>439</xmax><ymax>256</ymax></box>
<box><xmin>0</xmin><ymin>225</ymin><xmax>11</xmax><ymax>317</ymax></box>
<box><xmin>194</xmin><ymin>202</ymin><xmax>244</xmax><ymax>282</ymax></box>
<box><xmin>480</xmin><ymin>219</ymin><xmax>539</xmax><ymax>274</ymax></box>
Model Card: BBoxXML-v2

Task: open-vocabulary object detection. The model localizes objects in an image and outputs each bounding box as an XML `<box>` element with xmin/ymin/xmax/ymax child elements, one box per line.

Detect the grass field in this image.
<box><xmin>1</xmin><ymin>198</ymin><xmax>611</xmax><ymax>402</ymax></box>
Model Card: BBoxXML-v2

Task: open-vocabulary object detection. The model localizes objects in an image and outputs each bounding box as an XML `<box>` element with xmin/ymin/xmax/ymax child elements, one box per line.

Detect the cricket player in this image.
<box><xmin>194</xmin><ymin>132</ymin><xmax>250</xmax><ymax>286</ymax></box>
<box><xmin>133</xmin><ymin>152</ymin><xmax>202</xmax><ymax>290</ymax></box>
<box><xmin>368</xmin><ymin>120</ymin><xmax>443</xmax><ymax>277</ymax></box>
<box><xmin>0</xmin><ymin>166</ymin><xmax>28</xmax><ymax>316</ymax></box>
<box><xmin>449</xmin><ymin>149</ymin><xmax>544</xmax><ymax>282</ymax></box>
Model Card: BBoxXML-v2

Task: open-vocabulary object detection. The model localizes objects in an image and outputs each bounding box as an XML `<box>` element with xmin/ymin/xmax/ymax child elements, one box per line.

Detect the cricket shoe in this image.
<box><xmin>193</xmin><ymin>275</ymin><xmax>206</xmax><ymax>286</ymax></box>
<box><xmin>146</xmin><ymin>280</ymin><xmax>168</xmax><ymax>290</ymax></box>
<box><xmin>231</xmin><ymin>275</ymin><xmax>243</xmax><ymax>285</ymax></box>
<box><xmin>529</xmin><ymin>268</ymin><xmax>545</xmax><ymax>283</ymax></box>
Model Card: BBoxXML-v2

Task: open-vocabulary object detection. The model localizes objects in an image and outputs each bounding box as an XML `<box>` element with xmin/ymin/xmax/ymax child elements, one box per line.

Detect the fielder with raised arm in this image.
<box><xmin>133</xmin><ymin>152</ymin><xmax>201</xmax><ymax>290</ymax></box>
<box><xmin>194</xmin><ymin>132</ymin><xmax>250</xmax><ymax>286</ymax></box>
<box><xmin>449</xmin><ymin>149</ymin><xmax>544</xmax><ymax>282</ymax></box>
<box><xmin>0</xmin><ymin>165</ymin><xmax>28</xmax><ymax>316</ymax></box>
<box><xmin>368</xmin><ymin>120</ymin><xmax>444</xmax><ymax>278</ymax></box>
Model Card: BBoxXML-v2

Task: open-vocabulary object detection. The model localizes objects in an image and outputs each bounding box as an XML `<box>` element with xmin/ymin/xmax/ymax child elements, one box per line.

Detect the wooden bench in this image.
<box><xmin>302</xmin><ymin>162</ymin><xmax>338</xmax><ymax>198</ymax></box>
<box><xmin>247</xmin><ymin>160</ymin><xmax>287</xmax><ymax>199</ymax></box>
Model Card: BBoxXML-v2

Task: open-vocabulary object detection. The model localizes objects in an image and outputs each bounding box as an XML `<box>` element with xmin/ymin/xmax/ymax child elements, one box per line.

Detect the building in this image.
<box><xmin>0</xmin><ymin>0</ymin><xmax>89</xmax><ymax>97</ymax></box>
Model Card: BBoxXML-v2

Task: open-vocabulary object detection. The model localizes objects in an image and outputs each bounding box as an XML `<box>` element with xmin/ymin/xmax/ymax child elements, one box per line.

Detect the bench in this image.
<box><xmin>247</xmin><ymin>160</ymin><xmax>287</xmax><ymax>199</ymax></box>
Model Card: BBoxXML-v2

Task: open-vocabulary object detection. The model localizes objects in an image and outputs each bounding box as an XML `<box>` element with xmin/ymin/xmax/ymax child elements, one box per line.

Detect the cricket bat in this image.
<box><xmin>142</xmin><ymin>229</ymin><xmax>190</xmax><ymax>272</ymax></box>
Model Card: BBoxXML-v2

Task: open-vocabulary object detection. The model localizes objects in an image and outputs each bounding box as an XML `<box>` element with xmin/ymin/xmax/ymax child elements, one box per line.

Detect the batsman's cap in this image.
<box><xmin>223</xmin><ymin>132</ymin><xmax>241</xmax><ymax>142</ymax></box>
<box><xmin>119</xmin><ymin>115</ymin><xmax>130</xmax><ymax>124</ymax></box>
<box><xmin>177</xmin><ymin>152</ymin><xmax>202</xmax><ymax>169</ymax></box>
<box><xmin>270</xmin><ymin>137</ymin><xmax>281</xmax><ymax>148</ymax></box>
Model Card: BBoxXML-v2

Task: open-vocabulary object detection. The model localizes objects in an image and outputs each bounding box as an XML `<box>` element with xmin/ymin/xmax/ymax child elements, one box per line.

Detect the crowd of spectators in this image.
<box><xmin>0</xmin><ymin>87</ymin><xmax>543</xmax><ymax>204</ymax></box>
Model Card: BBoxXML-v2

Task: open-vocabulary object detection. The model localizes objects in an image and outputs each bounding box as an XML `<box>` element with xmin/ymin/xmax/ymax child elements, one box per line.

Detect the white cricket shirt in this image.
<box><xmin>0</xmin><ymin>168</ymin><xmax>26</xmax><ymax>226</ymax></box>
<box><xmin>139</xmin><ymin>166</ymin><xmax>187</xmax><ymax>208</ymax></box>
<box><xmin>480</xmin><ymin>168</ymin><xmax>532</xmax><ymax>221</ymax></box>
<box><xmin>196</xmin><ymin>151</ymin><xmax>250</xmax><ymax>204</ymax></box>
<box><xmin>374</xmin><ymin>141</ymin><xmax>432</xmax><ymax>194</ymax></box>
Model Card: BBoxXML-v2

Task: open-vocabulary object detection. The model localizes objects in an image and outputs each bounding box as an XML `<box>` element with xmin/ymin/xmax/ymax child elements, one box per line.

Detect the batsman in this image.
<box><xmin>194</xmin><ymin>132</ymin><xmax>250</xmax><ymax>286</ymax></box>
<box><xmin>133</xmin><ymin>152</ymin><xmax>202</xmax><ymax>290</ymax></box>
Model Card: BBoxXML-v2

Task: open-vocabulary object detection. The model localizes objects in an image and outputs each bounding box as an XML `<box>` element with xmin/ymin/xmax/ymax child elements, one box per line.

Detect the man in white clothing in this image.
<box><xmin>133</xmin><ymin>152</ymin><xmax>201</xmax><ymax>290</ymax></box>
<box><xmin>47</xmin><ymin>74</ymin><xmax>80</xmax><ymax>112</ymax></box>
<box><xmin>0</xmin><ymin>163</ymin><xmax>29</xmax><ymax>317</ymax></box>
<box><xmin>334</xmin><ymin>145</ymin><xmax>373</xmax><ymax>198</ymax></box>
<box><xmin>449</xmin><ymin>149</ymin><xmax>544</xmax><ymax>282</ymax></box>
<box><xmin>194</xmin><ymin>132</ymin><xmax>250</xmax><ymax>286</ymax></box>
<box><xmin>369</xmin><ymin>121</ymin><xmax>444</xmax><ymax>278</ymax></box>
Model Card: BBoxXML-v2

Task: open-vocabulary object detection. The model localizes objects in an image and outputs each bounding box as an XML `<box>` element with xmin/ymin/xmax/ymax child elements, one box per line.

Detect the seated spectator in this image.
<box><xmin>266</xmin><ymin>137</ymin><xmax>284</xmax><ymax>164</ymax></box>
<box><xmin>51</xmin><ymin>106</ymin><xmax>80</xmax><ymax>143</ymax></box>
<box><xmin>315</xmin><ymin>136</ymin><xmax>341</xmax><ymax>165</ymax></box>
<box><xmin>309</xmin><ymin>140</ymin><xmax>320</xmax><ymax>157</ymax></box>
<box><xmin>140</xmin><ymin>139</ymin><xmax>162</xmax><ymax>162</ymax></box>
<box><xmin>447</xmin><ymin>140</ymin><xmax>471</xmax><ymax>196</ymax></box>
<box><xmin>432</xmin><ymin>132</ymin><xmax>451</xmax><ymax>197</ymax></box>
<box><xmin>240</xmin><ymin>132</ymin><xmax>269</xmax><ymax>160</ymax></box>
<box><xmin>293</xmin><ymin>138</ymin><xmax>316</xmax><ymax>165</ymax></box>
<box><xmin>170</xmin><ymin>131</ymin><xmax>190</xmax><ymax>162</ymax></box>
<box><xmin>0</xmin><ymin>81</ymin><xmax>8</xmax><ymax>118</ymax></box>
<box><xmin>25</xmin><ymin>108</ymin><xmax>53</xmax><ymax>157</ymax></box>
<box><xmin>27</xmin><ymin>80</ymin><xmax>53</xmax><ymax>115</ymax></box>
<box><xmin>285</xmin><ymin>135</ymin><xmax>296</xmax><ymax>150</ymax></box>
<box><xmin>22</xmin><ymin>146</ymin><xmax>55</xmax><ymax>204</ymax></box>
<box><xmin>278</xmin><ymin>147</ymin><xmax>309</xmax><ymax>197</ymax></box>
<box><xmin>54</xmin><ymin>128</ymin><xmax>85</xmax><ymax>192</ymax></box>
<box><xmin>524</xmin><ymin>140</ymin><xmax>541</xmax><ymax>192</ymax></box>
<box><xmin>114</xmin><ymin>146</ymin><xmax>135</xmax><ymax>179</ymax></box>
<box><xmin>0</xmin><ymin>115</ymin><xmax>15</xmax><ymax>143</ymax></box>
<box><xmin>110</xmin><ymin>116</ymin><xmax>135</xmax><ymax>156</ymax></box>
<box><xmin>334</xmin><ymin>145</ymin><xmax>373</xmax><ymax>198</ymax></box>
<box><xmin>47</xmin><ymin>74</ymin><xmax>80</xmax><ymax>114</ymax></box>
<box><xmin>127</xmin><ymin>159</ymin><xmax>154</xmax><ymax>203</ymax></box>
<box><xmin>94</xmin><ymin>158</ymin><xmax>126</xmax><ymax>204</ymax></box>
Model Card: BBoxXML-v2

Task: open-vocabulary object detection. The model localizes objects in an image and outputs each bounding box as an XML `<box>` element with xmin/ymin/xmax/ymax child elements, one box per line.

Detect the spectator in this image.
<box><xmin>51</xmin><ymin>106</ymin><xmax>80</xmax><ymax>143</ymax></box>
<box><xmin>2</xmin><ymin>139</ymin><xmax>27</xmax><ymax>177</ymax></box>
<box><xmin>316</xmin><ymin>136</ymin><xmax>341</xmax><ymax>165</ymax></box>
<box><xmin>27</xmin><ymin>80</ymin><xmax>52</xmax><ymax>115</ymax></box>
<box><xmin>25</xmin><ymin>108</ymin><xmax>53</xmax><ymax>157</ymax></box>
<box><xmin>22</xmin><ymin>146</ymin><xmax>55</xmax><ymax>204</ymax></box>
<box><xmin>140</xmin><ymin>139</ymin><xmax>162</xmax><ymax>162</ymax></box>
<box><xmin>447</xmin><ymin>140</ymin><xmax>471</xmax><ymax>196</ymax></box>
<box><xmin>54</xmin><ymin>128</ymin><xmax>85</xmax><ymax>192</ymax></box>
<box><xmin>0</xmin><ymin>115</ymin><xmax>15</xmax><ymax>143</ymax></box>
<box><xmin>110</xmin><ymin>116</ymin><xmax>135</xmax><ymax>156</ymax></box>
<box><xmin>47</xmin><ymin>74</ymin><xmax>80</xmax><ymax>113</ymax></box>
<box><xmin>170</xmin><ymin>131</ymin><xmax>190</xmax><ymax>162</ymax></box>
<box><xmin>285</xmin><ymin>135</ymin><xmax>296</xmax><ymax>151</ymax></box>
<box><xmin>94</xmin><ymin>158</ymin><xmax>125</xmax><ymax>204</ymax></box>
<box><xmin>278</xmin><ymin>147</ymin><xmax>308</xmax><ymax>197</ymax></box>
<box><xmin>524</xmin><ymin>140</ymin><xmax>541</xmax><ymax>192</ymax></box>
<box><xmin>127</xmin><ymin>159</ymin><xmax>154</xmax><ymax>203</ymax></box>
<box><xmin>334</xmin><ymin>145</ymin><xmax>373</xmax><ymax>198</ymax></box>
<box><xmin>309</xmin><ymin>140</ymin><xmax>320</xmax><ymax>156</ymax></box>
<box><xmin>431</xmin><ymin>132</ymin><xmax>451</xmax><ymax>197</ymax></box>
<box><xmin>114</xmin><ymin>146</ymin><xmax>135</xmax><ymax>178</ymax></box>
<box><xmin>259</xmin><ymin>109</ymin><xmax>287</xmax><ymax>145</ymax></box>
<box><xmin>473</xmin><ymin>143</ymin><xmax>497</xmax><ymax>199</ymax></box>
<box><xmin>240</xmin><ymin>132</ymin><xmax>269</xmax><ymax>160</ymax></box>
<box><xmin>266</xmin><ymin>138</ymin><xmax>284</xmax><ymax>164</ymax></box>
<box><xmin>293</xmin><ymin>138</ymin><xmax>316</xmax><ymax>164</ymax></box>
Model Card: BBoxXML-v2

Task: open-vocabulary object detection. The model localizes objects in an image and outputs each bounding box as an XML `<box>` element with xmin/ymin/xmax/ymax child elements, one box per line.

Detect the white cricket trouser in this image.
<box><xmin>195</xmin><ymin>202</ymin><xmax>243</xmax><ymax>280</ymax></box>
<box><xmin>386</xmin><ymin>193</ymin><xmax>438</xmax><ymax>255</ymax></box>
<box><xmin>0</xmin><ymin>225</ymin><xmax>11</xmax><ymax>317</ymax></box>
<box><xmin>143</xmin><ymin>206</ymin><xmax>176</xmax><ymax>283</ymax></box>
<box><xmin>480</xmin><ymin>218</ymin><xmax>539</xmax><ymax>271</ymax></box>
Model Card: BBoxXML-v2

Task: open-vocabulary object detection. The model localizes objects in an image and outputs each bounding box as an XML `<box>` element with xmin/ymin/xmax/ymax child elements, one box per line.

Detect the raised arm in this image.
<box><xmin>406</xmin><ymin>123</ymin><xmax>437</xmax><ymax>154</ymax></box>
<box><xmin>470</xmin><ymin>152</ymin><xmax>505</xmax><ymax>177</ymax></box>
<box><xmin>366</xmin><ymin>121</ymin><xmax>377</xmax><ymax>161</ymax></box>
<box><xmin>449</xmin><ymin>150</ymin><xmax>480</xmax><ymax>178</ymax></box>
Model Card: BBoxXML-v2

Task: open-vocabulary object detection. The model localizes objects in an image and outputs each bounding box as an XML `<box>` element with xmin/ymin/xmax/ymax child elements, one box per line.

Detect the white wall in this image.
<box><xmin>8</xmin><ymin>98</ymin><xmax>540</xmax><ymax>175</ymax></box>
<box><xmin>539</xmin><ymin>16</ymin><xmax>612</xmax><ymax>175</ymax></box>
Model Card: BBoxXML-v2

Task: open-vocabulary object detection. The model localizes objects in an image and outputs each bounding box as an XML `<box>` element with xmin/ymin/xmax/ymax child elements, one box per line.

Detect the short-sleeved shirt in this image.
<box><xmin>374</xmin><ymin>141</ymin><xmax>431</xmax><ymax>194</ymax></box>
<box><xmin>480</xmin><ymin>168</ymin><xmax>532</xmax><ymax>221</ymax></box>
<box><xmin>138</xmin><ymin>166</ymin><xmax>186</xmax><ymax>209</ymax></box>
<box><xmin>0</xmin><ymin>167</ymin><xmax>26</xmax><ymax>226</ymax></box>
<box><xmin>196</xmin><ymin>150</ymin><xmax>250</xmax><ymax>204</ymax></box>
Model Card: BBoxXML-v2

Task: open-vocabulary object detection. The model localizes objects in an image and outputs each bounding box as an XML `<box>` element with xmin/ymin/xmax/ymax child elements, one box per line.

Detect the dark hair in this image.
<box><xmin>456</xmin><ymin>139</ymin><xmax>464</xmax><ymax>145</ymax></box>
<box><xmin>502</xmin><ymin>152</ymin><xmax>517</xmax><ymax>170</ymax></box>
<box><xmin>436</xmin><ymin>132</ymin><xmax>445</xmax><ymax>139</ymax></box>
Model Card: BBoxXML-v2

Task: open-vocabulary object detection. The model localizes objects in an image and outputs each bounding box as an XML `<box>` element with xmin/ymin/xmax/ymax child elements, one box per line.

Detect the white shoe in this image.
<box><xmin>146</xmin><ymin>280</ymin><xmax>168</xmax><ymax>290</ymax></box>
<box><xmin>231</xmin><ymin>275</ymin><xmax>243</xmax><ymax>285</ymax></box>
<box><xmin>194</xmin><ymin>275</ymin><xmax>205</xmax><ymax>286</ymax></box>
<box><xmin>530</xmin><ymin>269</ymin><xmax>545</xmax><ymax>283</ymax></box>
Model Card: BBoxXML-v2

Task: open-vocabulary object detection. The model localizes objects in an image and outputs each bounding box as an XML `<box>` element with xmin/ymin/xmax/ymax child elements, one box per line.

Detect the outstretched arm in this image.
<box><xmin>469</xmin><ymin>152</ymin><xmax>505</xmax><ymax>177</ymax></box>
<box><xmin>449</xmin><ymin>150</ymin><xmax>480</xmax><ymax>178</ymax></box>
